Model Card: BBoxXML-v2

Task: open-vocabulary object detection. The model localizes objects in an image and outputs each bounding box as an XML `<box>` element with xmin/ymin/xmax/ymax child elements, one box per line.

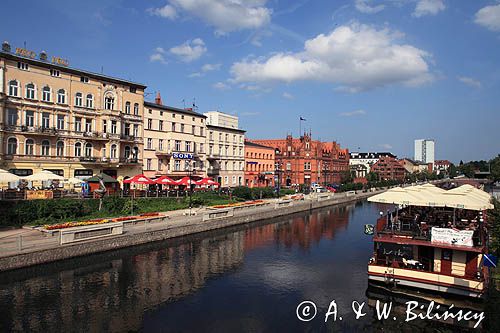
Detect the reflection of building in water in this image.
<box><xmin>244</xmin><ymin>207</ymin><xmax>350</xmax><ymax>251</ymax></box>
<box><xmin>2</xmin><ymin>233</ymin><xmax>244</xmax><ymax>332</ymax></box>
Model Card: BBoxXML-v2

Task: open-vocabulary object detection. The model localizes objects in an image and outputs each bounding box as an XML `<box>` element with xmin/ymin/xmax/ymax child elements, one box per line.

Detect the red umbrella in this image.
<box><xmin>175</xmin><ymin>176</ymin><xmax>200</xmax><ymax>186</ymax></box>
<box><xmin>155</xmin><ymin>175</ymin><xmax>175</xmax><ymax>185</ymax></box>
<box><xmin>123</xmin><ymin>174</ymin><xmax>155</xmax><ymax>184</ymax></box>
<box><xmin>198</xmin><ymin>177</ymin><xmax>220</xmax><ymax>186</ymax></box>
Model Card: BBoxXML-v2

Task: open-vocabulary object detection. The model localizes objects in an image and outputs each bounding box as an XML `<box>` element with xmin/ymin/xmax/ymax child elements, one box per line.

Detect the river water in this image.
<box><xmin>0</xmin><ymin>201</ymin><xmax>488</xmax><ymax>332</ymax></box>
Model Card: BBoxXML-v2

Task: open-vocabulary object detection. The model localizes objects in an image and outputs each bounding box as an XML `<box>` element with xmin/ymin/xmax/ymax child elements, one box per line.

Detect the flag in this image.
<box><xmin>300</xmin><ymin>117</ymin><xmax>306</xmax><ymax>121</ymax></box>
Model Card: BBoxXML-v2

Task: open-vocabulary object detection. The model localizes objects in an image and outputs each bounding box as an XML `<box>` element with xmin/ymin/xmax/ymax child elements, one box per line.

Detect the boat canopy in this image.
<box><xmin>368</xmin><ymin>184</ymin><xmax>493</xmax><ymax>211</ymax></box>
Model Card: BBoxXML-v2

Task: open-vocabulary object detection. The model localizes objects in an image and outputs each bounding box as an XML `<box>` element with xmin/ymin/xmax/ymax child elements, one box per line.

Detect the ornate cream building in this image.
<box><xmin>204</xmin><ymin>111</ymin><xmax>245</xmax><ymax>187</ymax></box>
<box><xmin>142</xmin><ymin>93</ymin><xmax>207</xmax><ymax>179</ymax></box>
<box><xmin>0</xmin><ymin>42</ymin><xmax>145</xmax><ymax>180</ymax></box>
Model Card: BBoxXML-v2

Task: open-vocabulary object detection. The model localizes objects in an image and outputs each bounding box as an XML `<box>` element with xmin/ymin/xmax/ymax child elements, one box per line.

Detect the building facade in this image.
<box><xmin>204</xmin><ymin>111</ymin><xmax>245</xmax><ymax>187</ymax></box>
<box><xmin>252</xmin><ymin>132</ymin><xmax>349</xmax><ymax>187</ymax></box>
<box><xmin>434</xmin><ymin>159</ymin><xmax>451</xmax><ymax>175</ymax></box>
<box><xmin>399</xmin><ymin>158</ymin><xmax>432</xmax><ymax>174</ymax></box>
<box><xmin>244</xmin><ymin>140</ymin><xmax>275</xmax><ymax>188</ymax></box>
<box><xmin>142</xmin><ymin>93</ymin><xmax>207</xmax><ymax>179</ymax></box>
<box><xmin>0</xmin><ymin>42</ymin><xmax>145</xmax><ymax>180</ymax></box>
<box><xmin>349</xmin><ymin>152</ymin><xmax>396</xmax><ymax>178</ymax></box>
<box><xmin>371</xmin><ymin>156</ymin><xmax>406</xmax><ymax>181</ymax></box>
<box><xmin>414</xmin><ymin>139</ymin><xmax>435</xmax><ymax>164</ymax></box>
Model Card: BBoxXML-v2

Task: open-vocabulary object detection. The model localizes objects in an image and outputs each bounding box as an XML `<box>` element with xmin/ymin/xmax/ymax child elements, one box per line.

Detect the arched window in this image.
<box><xmin>105</xmin><ymin>95</ymin><xmax>114</xmax><ymax>110</ymax></box>
<box><xmin>124</xmin><ymin>146</ymin><xmax>131</xmax><ymax>158</ymax></box>
<box><xmin>75</xmin><ymin>92</ymin><xmax>82</xmax><ymax>107</ymax></box>
<box><xmin>25</xmin><ymin>83</ymin><xmax>35</xmax><ymax>99</ymax></box>
<box><xmin>133</xmin><ymin>103</ymin><xmax>139</xmax><ymax>115</ymax></box>
<box><xmin>110</xmin><ymin>144</ymin><xmax>117</xmax><ymax>158</ymax></box>
<box><xmin>57</xmin><ymin>89</ymin><xmax>66</xmax><ymax>104</ymax></box>
<box><xmin>86</xmin><ymin>94</ymin><xmax>93</xmax><ymax>108</ymax></box>
<box><xmin>133</xmin><ymin>146</ymin><xmax>139</xmax><ymax>158</ymax></box>
<box><xmin>42</xmin><ymin>86</ymin><xmax>51</xmax><ymax>102</ymax></box>
<box><xmin>125</xmin><ymin>101</ymin><xmax>131</xmax><ymax>114</ymax></box>
<box><xmin>85</xmin><ymin>142</ymin><xmax>93</xmax><ymax>157</ymax></box>
<box><xmin>74</xmin><ymin>142</ymin><xmax>82</xmax><ymax>157</ymax></box>
<box><xmin>8</xmin><ymin>80</ymin><xmax>19</xmax><ymax>96</ymax></box>
<box><xmin>41</xmin><ymin>140</ymin><xmax>50</xmax><ymax>156</ymax></box>
<box><xmin>25</xmin><ymin>139</ymin><xmax>34</xmax><ymax>155</ymax></box>
<box><xmin>7</xmin><ymin>138</ymin><xmax>17</xmax><ymax>154</ymax></box>
<box><xmin>56</xmin><ymin>141</ymin><xmax>64</xmax><ymax>156</ymax></box>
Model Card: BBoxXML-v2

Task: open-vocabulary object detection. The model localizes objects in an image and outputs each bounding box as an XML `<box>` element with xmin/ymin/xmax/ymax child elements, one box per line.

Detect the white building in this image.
<box><xmin>349</xmin><ymin>152</ymin><xmax>396</xmax><ymax>178</ymax></box>
<box><xmin>414</xmin><ymin>139</ymin><xmax>435</xmax><ymax>164</ymax></box>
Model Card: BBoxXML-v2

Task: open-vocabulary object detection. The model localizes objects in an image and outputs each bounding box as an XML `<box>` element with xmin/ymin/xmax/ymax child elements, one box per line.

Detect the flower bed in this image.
<box><xmin>43</xmin><ymin>213</ymin><xmax>162</xmax><ymax>230</ymax></box>
<box><xmin>211</xmin><ymin>200</ymin><xmax>264</xmax><ymax>209</ymax></box>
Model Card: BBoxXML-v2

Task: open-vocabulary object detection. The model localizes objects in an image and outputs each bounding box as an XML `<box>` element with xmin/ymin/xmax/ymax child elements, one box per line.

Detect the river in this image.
<box><xmin>0</xmin><ymin>201</ymin><xmax>488</xmax><ymax>332</ymax></box>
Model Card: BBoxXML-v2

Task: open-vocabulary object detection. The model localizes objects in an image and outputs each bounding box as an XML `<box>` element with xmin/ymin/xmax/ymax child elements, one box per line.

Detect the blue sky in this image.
<box><xmin>2</xmin><ymin>0</ymin><xmax>500</xmax><ymax>163</ymax></box>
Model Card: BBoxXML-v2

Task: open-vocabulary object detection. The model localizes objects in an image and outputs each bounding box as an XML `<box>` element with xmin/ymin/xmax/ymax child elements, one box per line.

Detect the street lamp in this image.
<box><xmin>188</xmin><ymin>160</ymin><xmax>196</xmax><ymax>216</ymax></box>
<box><xmin>275</xmin><ymin>161</ymin><xmax>282</xmax><ymax>197</ymax></box>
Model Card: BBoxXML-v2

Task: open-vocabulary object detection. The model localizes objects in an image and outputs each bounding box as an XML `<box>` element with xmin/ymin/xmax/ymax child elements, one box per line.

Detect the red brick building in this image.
<box><xmin>244</xmin><ymin>141</ymin><xmax>275</xmax><ymax>188</ymax></box>
<box><xmin>371</xmin><ymin>156</ymin><xmax>406</xmax><ymax>181</ymax></box>
<box><xmin>251</xmin><ymin>132</ymin><xmax>349</xmax><ymax>187</ymax></box>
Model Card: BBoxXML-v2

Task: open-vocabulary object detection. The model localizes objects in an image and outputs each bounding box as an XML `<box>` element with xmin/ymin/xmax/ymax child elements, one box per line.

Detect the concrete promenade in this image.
<box><xmin>0</xmin><ymin>190</ymin><xmax>383</xmax><ymax>272</ymax></box>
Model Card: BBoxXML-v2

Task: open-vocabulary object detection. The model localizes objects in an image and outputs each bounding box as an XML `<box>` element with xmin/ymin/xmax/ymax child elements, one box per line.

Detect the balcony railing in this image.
<box><xmin>119</xmin><ymin>157</ymin><xmax>139</xmax><ymax>164</ymax></box>
<box><xmin>3</xmin><ymin>125</ymin><xmax>59</xmax><ymax>136</ymax></box>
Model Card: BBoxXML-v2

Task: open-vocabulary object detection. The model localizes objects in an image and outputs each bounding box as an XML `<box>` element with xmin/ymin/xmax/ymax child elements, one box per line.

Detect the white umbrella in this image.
<box><xmin>0</xmin><ymin>169</ymin><xmax>20</xmax><ymax>183</ymax></box>
<box><xmin>24</xmin><ymin>170</ymin><xmax>64</xmax><ymax>181</ymax></box>
<box><xmin>65</xmin><ymin>177</ymin><xmax>84</xmax><ymax>184</ymax></box>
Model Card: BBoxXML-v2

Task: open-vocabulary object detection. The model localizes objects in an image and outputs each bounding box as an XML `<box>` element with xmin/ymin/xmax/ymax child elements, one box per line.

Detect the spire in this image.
<box><xmin>155</xmin><ymin>91</ymin><xmax>163</xmax><ymax>105</ymax></box>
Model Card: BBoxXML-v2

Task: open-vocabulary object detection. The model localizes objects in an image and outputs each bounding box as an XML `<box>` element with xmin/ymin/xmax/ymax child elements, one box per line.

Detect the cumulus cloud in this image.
<box><xmin>213</xmin><ymin>82</ymin><xmax>230</xmax><ymax>90</ymax></box>
<box><xmin>202</xmin><ymin>63</ymin><xmax>221</xmax><ymax>72</ymax></box>
<box><xmin>150</xmin><ymin>47</ymin><xmax>167</xmax><ymax>64</ymax></box>
<box><xmin>148</xmin><ymin>4</ymin><xmax>178</xmax><ymax>19</ymax></box>
<box><xmin>413</xmin><ymin>0</ymin><xmax>445</xmax><ymax>18</ymax></box>
<box><xmin>474</xmin><ymin>4</ymin><xmax>500</xmax><ymax>32</ymax></box>
<box><xmin>282</xmin><ymin>92</ymin><xmax>294</xmax><ymax>99</ymax></box>
<box><xmin>339</xmin><ymin>109</ymin><xmax>367</xmax><ymax>116</ymax></box>
<box><xmin>355</xmin><ymin>0</ymin><xmax>385</xmax><ymax>14</ymax></box>
<box><xmin>230</xmin><ymin>22</ymin><xmax>433</xmax><ymax>92</ymax></box>
<box><xmin>458</xmin><ymin>76</ymin><xmax>481</xmax><ymax>88</ymax></box>
<box><xmin>170</xmin><ymin>38</ymin><xmax>207</xmax><ymax>62</ymax></box>
<box><xmin>150</xmin><ymin>0</ymin><xmax>272</xmax><ymax>35</ymax></box>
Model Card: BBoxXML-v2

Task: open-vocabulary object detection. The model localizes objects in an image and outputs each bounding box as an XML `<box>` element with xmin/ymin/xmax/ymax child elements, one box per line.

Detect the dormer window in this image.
<box><xmin>50</xmin><ymin>69</ymin><xmax>60</xmax><ymax>77</ymax></box>
<box><xmin>80</xmin><ymin>76</ymin><xmax>89</xmax><ymax>83</ymax></box>
<box><xmin>17</xmin><ymin>62</ymin><xmax>29</xmax><ymax>71</ymax></box>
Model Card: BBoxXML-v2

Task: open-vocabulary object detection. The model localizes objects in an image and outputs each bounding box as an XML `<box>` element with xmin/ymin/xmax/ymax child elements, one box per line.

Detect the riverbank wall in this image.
<box><xmin>0</xmin><ymin>190</ymin><xmax>380</xmax><ymax>272</ymax></box>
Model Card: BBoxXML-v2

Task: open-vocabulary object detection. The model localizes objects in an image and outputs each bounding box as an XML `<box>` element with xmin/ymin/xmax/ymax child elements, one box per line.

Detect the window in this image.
<box><xmin>75</xmin><ymin>93</ymin><xmax>82</xmax><ymax>107</ymax></box>
<box><xmin>172</xmin><ymin>122</ymin><xmax>176</xmax><ymax>131</ymax></box>
<box><xmin>105</xmin><ymin>95</ymin><xmax>114</xmax><ymax>110</ymax></box>
<box><xmin>147</xmin><ymin>138</ymin><xmax>153</xmax><ymax>149</ymax></box>
<box><xmin>25</xmin><ymin>83</ymin><xmax>35</xmax><ymax>99</ymax></box>
<box><xmin>57</xmin><ymin>89</ymin><xmax>66</xmax><ymax>104</ymax></box>
<box><xmin>40</xmin><ymin>86</ymin><xmax>51</xmax><ymax>102</ymax></box>
<box><xmin>186</xmin><ymin>141</ymin><xmax>191</xmax><ymax>152</ymax></box>
<box><xmin>146</xmin><ymin>159</ymin><xmax>152</xmax><ymax>170</ymax></box>
<box><xmin>233</xmin><ymin>135</ymin><xmax>236</xmax><ymax>143</ymax></box>
<box><xmin>192</xmin><ymin>125</ymin><xmax>195</xmax><ymax>134</ymax></box>
<box><xmin>124</xmin><ymin>146</ymin><xmax>131</xmax><ymax>158</ymax></box>
<box><xmin>181</xmin><ymin>115</ymin><xmax>184</xmax><ymax>119</ymax></box>
<box><xmin>225</xmin><ymin>134</ymin><xmax>229</xmax><ymax>142</ymax></box>
<box><xmin>133</xmin><ymin>124</ymin><xmax>139</xmax><ymax>137</ymax></box>
<box><xmin>17</xmin><ymin>62</ymin><xmax>29</xmax><ymax>70</ymax></box>
<box><xmin>50</xmin><ymin>69</ymin><xmax>60</xmax><ymax>77</ymax></box>
<box><xmin>75</xmin><ymin>117</ymin><xmax>82</xmax><ymax>132</ymax></box>
<box><xmin>124</xmin><ymin>123</ymin><xmax>130</xmax><ymax>136</ymax></box>
<box><xmin>147</xmin><ymin>118</ymin><xmax>152</xmax><ymax>129</ymax></box>
<box><xmin>80</xmin><ymin>76</ymin><xmax>89</xmax><ymax>83</ymax></box>
<box><xmin>304</xmin><ymin>162</ymin><xmax>311</xmax><ymax>170</ymax></box>
<box><xmin>130</xmin><ymin>87</ymin><xmax>136</xmax><ymax>93</ymax></box>
<box><xmin>110</xmin><ymin>144</ymin><xmax>117</xmax><ymax>158</ymax></box>
<box><xmin>25</xmin><ymin>139</ymin><xmax>34</xmax><ymax>155</ymax></box>
<box><xmin>159</xmin><ymin>120</ymin><xmax>163</xmax><ymax>131</ymax></box>
<box><xmin>7</xmin><ymin>138</ymin><xmax>17</xmax><ymax>155</ymax></box>
<box><xmin>8</xmin><ymin>80</ymin><xmax>19</xmax><ymax>96</ymax></box>
<box><xmin>233</xmin><ymin>147</ymin><xmax>236</xmax><ymax>156</ymax></box>
<box><xmin>159</xmin><ymin>139</ymin><xmax>164</xmax><ymax>151</ymax></box>
<box><xmin>41</xmin><ymin>140</ymin><xmax>50</xmax><ymax>156</ymax></box>
<box><xmin>102</xmin><ymin>120</ymin><xmax>107</xmax><ymax>133</ymax></box>
<box><xmin>200</xmin><ymin>143</ymin><xmax>204</xmax><ymax>153</ymax></box>
<box><xmin>85</xmin><ymin>143</ymin><xmax>92</xmax><ymax>157</ymax></box>
<box><xmin>42</xmin><ymin>113</ymin><xmax>50</xmax><ymax>128</ymax></box>
<box><xmin>85</xmin><ymin>118</ymin><xmax>92</xmax><ymax>132</ymax></box>
<box><xmin>180</xmin><ymin>124</ymin><xmax>184</xmax><ymax>132</ymax></box>
<box><xmin>286</xmin><ymin>162</ymin><xmax>291</xmax><ymax>171</ymax></box>
<box><xmin>184</xmin><ymin>160</ymin><xmax>190</xmax><ymax>171</ymax></box>
<box><xmin>239</xmin><ymin>147</ymin><xmax>243</xmax><ymax>156</ymax></box>
<box><xmin>25</xmin><ymin>111</ymin><xmax>34</xmax><ymax>127</ymax></box>
<box><xmin>174</xmin><ymin>160</ymin><xmax>181</xmax><ymax>171</ymax></box>
<box><xmin>233</xmin><ymin>162</ymin><xmax>236</xmax><ymax>171</ymax></box>
<box><xmin>232</xmin><ymin>176</ymin><xmax>236</xmax><ymax>185</ymax></box>
<box><xmin>172</xmin><ymin>113</ymin><xmax>176</xmax><ymax>118</ymax></box>
<box><xmin>7</xmin><ymin>109</ymin><xmax>17</xmax><ymax>126</ymax></box>
<box><xmin>175</xmin><ymin>140</ymin><xmax>181</xmax><ymax>151</ymax></box>
<box><xmin>224</xmin><ymin>176</ymin><xmax>228</xmax><ymax>185</ymax></box>
<box><xmin>56</xmin><ymin>141</ymin><xmax>64</xmax><ymax>156</ymax></box>
<box><xmin>125</xmin><ymin>102</ymin><xmax>131</xmax><ymax>114</ymax></box>
<box><xmin>86</xmin><ymin>94</ymin><xmax>93</xmax><ymax>108</ymax></box>
<box><xmin>200</xmin><ymin>127</ymin><xmax>204</xmax><ymax>137</ymax></box>
<box><xmin>209</xmin><ymin>131</ymin><xmax>213</xmax><ymax>140</ymax></box>
<box><xmin>219</xmin><ymin>133</ymin><xmax>222</xmax><ymax>141</ymax></box>
<box><xmin>111</xmin><ymin>120</ymin><xmax>117</xmax><ymax>134</ymax></box>
<box><xmin>134</xmin><ymin>103</ymin><xmax>139</xmax><ymax>115</ymax></box>
<box><xmin>74</xmin><ymin>142</ymin><xmax>82</xmax><ymax>156</ymax></box>
<box><xmin>158</xmin><ymin>159</ymin><xmax>162</xmax><ymax>171</ymax></box>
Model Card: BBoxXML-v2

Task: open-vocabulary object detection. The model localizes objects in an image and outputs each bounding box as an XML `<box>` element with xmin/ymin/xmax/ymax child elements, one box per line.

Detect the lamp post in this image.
<box><xmin>188</xmin><ymin>160</ymin><xmax>196</xmax><ymax>216</ymax></box>
<box><xmin>275</xmin><ymin>161</ymin><xmax>282</xmax><ymax>197</ymax></box>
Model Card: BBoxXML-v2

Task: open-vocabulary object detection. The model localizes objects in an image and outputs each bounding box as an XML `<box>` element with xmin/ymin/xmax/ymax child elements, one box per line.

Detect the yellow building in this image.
<box><xmin>0</xmin><ymin>42</ymin><xmax>145</xmax><ymax>180</ymax></box>
<box><xmin>143</xmin><ymin>93</ymin><xmax>207</xmax><ymax>179</ymax></box>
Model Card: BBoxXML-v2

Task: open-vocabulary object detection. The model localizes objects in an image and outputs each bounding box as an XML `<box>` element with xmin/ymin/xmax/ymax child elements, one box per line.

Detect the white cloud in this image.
<box><xmin>230</xmin><ymin>22</ymin><xmax>433</xmax><ymax>92</ymax></box>
<box><xmin>458</xmin><ymin>76</ymin><xmax>481</xmax><ymax>88</ymax></box>
<box><xmin>148</xmin><ymin>4</ymin><xmax>178</xmax><ymax>19</ymax></box>
<box><xmin>202</xmin><ymin>63</ymin><xmax>221</xmax><ymax>72</ymax></box>
<box><xmin>379</xmin><ymin>143</ymin><xmax>393</xmax><ymax>149</ymax></box>
<box><xmin>150</xmin><ymin>47</ymin><xmax>167</xmax><ymax>64</ymax></box>
<box><xmin>355</xmin><ymin>0</ymin><xmax>385</xmax><ymax>14</ymax></box>
<box><xmin>339</xmin><ymin>109</ymin><xmax>367</xmax><ymax>117</ymax></box>
<box><xmin>170</xmin><ymin>38</ymin><xmax>207</xmax><ymax>62</ymax></box>
<box><xmin>151</xmin><ymin>0</ymin><xmax>272</xmax><ymax>35</ymax></box>
<box><xmin>282</xmin><ymin>92</ymin><xmax>294</xmax><ymax>99</ymax></box>
<box><xmin>474</xmin><ymin>4</ymin><xmax>500</xmax><ymax>32</ymax></box>
<box><xmin>413</xmin><ymin>0</ymin><xmax>445</xmax><ymax>18</ymax></box>
<box><xmin>213</xmin><ymin>82</ymin><xmax>230</xmax><ymax>90</ymax></box>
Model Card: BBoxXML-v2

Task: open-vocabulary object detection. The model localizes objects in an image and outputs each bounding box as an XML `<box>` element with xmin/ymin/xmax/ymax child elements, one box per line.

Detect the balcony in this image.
<box><xmin>119</xmin><ymin>157</ymin><xmax>140</xmax><ymax>164</ymax></box>
<box><xmin>3</xmin><ymin>125</ymin><xmax>59</xmax><ymax>136</ymax></box>
<box><xmin>207</xmin><ymin>166</ymin><xmax>220</xmax><ymax>176</ymax></box>
<box><xmin>121</xmin><ymin>113</ymin><xmax>142</xmax><ymax>122</ymax></box>
<box><xmin>155</xmin><ymin>150</ymin><xmax>172</xmax><ymax>157</ymax></box>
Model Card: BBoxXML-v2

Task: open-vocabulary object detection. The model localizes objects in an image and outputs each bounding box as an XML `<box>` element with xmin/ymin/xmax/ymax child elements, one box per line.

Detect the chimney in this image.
<box><xmin>155</xmin><ymin>91</ymin><xmax>163</xmax><ymax>105</ymax></box>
